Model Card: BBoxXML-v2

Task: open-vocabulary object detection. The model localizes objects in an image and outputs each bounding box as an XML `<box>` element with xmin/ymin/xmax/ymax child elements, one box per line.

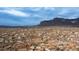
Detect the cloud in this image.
<box><xmin>43</xmin><ymin>7</ymin><xmax>55</xmax><ymax>11</ymax></box>
<box><xmin>65</xmin><ymin>14</ymin><xmax>79</xmax><ymax>19</ymax></box>
<box><xmin>32</xmin><ymin>14</ymin><xmax>42</xmax><ymax>18</ymax></box>
<box><xmin>57</xmin><ymin>8</ymin><xmax>70</xmax><ymax>16</ymax></box>
<box><xmin>0</xmin><ymin>9</ymin><xmax>31</xmax><ymax>17</ymax></box>
<box><xmin>56</xmin><ymin>8</ymin><xmax>79</xmax><ymax>19</ymax></box>
<box><xmin>30</xmin><ymin>7</ymin><xmax>56</xmax><ymax>12</ymax></box>
<box><xmin>30</xmin><ymin>8</ymin><xmax>42</xmax><ymax>11</ymax></box>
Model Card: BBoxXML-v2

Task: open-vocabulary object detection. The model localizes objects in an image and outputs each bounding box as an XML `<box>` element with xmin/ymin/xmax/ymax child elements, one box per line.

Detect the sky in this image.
<box><xmin>0</xmin><ymin>7</ymin><xmax>79</xmax><ymax>26</ymax></box>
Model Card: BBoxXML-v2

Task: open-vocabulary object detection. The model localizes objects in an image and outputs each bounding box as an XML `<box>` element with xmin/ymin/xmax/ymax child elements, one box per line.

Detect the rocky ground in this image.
<box><xmin>0</xmin><ymin>26</ymin><xmax>79</xmax><ymax>51</ymax></box>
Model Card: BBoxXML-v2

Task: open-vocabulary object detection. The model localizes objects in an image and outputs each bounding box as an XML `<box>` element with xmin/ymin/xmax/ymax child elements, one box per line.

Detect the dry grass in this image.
<box><xmin>0</xmin><ymin>26</ymin><xmax>79</xmax><ymax>51</ymax></box>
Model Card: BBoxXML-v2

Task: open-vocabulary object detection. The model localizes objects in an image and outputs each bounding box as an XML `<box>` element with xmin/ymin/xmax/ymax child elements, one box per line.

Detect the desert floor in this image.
<box><xmin>0</xmin><ymin>26</ymin><xmax>79</xmax><ymax>51</ymax></box>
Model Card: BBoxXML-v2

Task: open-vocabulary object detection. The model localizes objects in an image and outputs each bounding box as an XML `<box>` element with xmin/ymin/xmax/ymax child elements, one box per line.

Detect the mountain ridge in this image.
<box><xmin>38</xmin><ymin>17</ymin><xmax>79</xmax><ymax>27</ymax></box>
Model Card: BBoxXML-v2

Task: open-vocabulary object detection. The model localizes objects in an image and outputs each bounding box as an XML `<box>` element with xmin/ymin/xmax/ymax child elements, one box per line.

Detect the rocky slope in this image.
<box><xmin>39</xmin><ymin>18</ymin><xmax>79</xmax><ymax>27</ymax></box>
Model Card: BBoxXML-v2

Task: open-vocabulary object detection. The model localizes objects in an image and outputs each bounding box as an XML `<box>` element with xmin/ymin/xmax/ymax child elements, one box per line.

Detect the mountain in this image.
<box><xmin>0</xmin><ymin>25</ymin><xmax>30</xmax><ymax>28</ymax></box>
<box><xmin>38</xmin><ymin>18</ymin><xmax>79</xmax><ymax>27</ymax></box>
<box><xmin>0</xmin><ymin>17</ymin><xmax>79</xmax><ymax>28</ymax></box>
<box><xmin>0</xmin><ymin>25</ymin><xmax>38</xmax><ymax>28</ymax></box>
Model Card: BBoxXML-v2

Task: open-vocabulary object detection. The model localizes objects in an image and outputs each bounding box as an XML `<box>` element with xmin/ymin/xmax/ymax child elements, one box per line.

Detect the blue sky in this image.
<box><xmin>0</xmin><ymin>7</ymin><xmax>79</xmax><ymax>26</ymax></box>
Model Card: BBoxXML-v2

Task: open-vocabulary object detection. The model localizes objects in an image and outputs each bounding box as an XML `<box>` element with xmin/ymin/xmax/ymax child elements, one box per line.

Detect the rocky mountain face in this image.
<box><xmin>39</xmin><ymin>18</ymin><xmax>79</xmax><ymax>27</ymax></box>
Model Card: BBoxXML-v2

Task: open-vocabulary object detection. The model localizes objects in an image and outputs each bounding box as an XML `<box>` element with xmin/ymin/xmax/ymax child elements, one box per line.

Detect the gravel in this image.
<box><xmin>0</xmin><ymin>27</ymin><xmax>79</xmax><ymax>51</ymax></box>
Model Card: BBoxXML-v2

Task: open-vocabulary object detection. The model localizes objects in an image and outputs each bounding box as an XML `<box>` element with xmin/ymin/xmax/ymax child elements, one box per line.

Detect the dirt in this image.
<box><xmin>0</xmin><ymin>27</ymin><xmax>79</xmax><ymax>51</ymax></box>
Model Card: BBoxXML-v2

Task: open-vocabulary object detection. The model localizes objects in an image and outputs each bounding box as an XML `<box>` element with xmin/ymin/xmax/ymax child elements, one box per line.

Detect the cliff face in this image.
<box><xmin>39</xmin><ymin>18</ymin><xmax>79</xmax><ymax>27</ymax></box>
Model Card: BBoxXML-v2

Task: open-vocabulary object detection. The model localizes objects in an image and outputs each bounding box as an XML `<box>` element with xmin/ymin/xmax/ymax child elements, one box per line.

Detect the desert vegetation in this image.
<box><xmin>0</xmin><ymin>26</ymin><xmax>79</xmax><ymax>51</ymax></box>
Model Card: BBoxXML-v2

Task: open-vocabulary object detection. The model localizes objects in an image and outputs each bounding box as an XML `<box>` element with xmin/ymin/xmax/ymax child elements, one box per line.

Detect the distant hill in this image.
<box><xmin>0</xmin><ymin>25</ymin><xmax>38</xmax><ymax>28</ymax></box>
<box><xmin>0</xmin><ymin>25</ymin><xmax>29</xmax><ymax>28</ymax></box>
<box><xmin>38</xmin><ymin>18</ymin><xmax>79</xmax><ymax>27</ymax></box>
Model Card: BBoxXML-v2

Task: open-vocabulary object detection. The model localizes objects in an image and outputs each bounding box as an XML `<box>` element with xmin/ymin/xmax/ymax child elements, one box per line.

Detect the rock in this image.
<box><xmin>17</xmin><ymin>36</ymin><xmax>21</xmax><ymax>39</ymax></box>
<box><xmin>30</xmin><ymin>46</ymin><xmax>35</xmax><ymax>49</ymax></box>
<box><xmin>4</xmin><ymin>40</ymin><xmax>9</xmax><ymax>44</ymax></box>
<box><xmin>45</xmin><ymin>48</ymin><xmax>50</xmax><ymax>51</ymax></box>
<box><xmin>36</xmin><ymin>46</ymin><xmax>41</xmax><ymax>50</ymax></box>
<box><xmin>12</xmin><ymin>42</ymin><xmax>26</xmax><ymax>50</ymax></box>
<box><xmin>0</xmin><ymin>38</ymin><xmax>4</xmax><ymax>42</ymax></box>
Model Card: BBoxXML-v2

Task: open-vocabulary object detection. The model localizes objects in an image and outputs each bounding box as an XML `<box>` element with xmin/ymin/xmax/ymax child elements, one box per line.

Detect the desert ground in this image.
<box><xmin>0</xmin><ymin>26</ymin><xmax>79</xmax><ymax>51</ymax></box>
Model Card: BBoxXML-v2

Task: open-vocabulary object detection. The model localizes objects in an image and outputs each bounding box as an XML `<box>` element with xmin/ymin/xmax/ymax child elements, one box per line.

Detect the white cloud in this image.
<box><xmin>66</xmin><ymin>14</ymin><xmax>79</xmax><ymax>19</ymax></box>
<box><xmin>30</xmin><ymin>7</ymin><xmax>55</xmax><ymax>11</ymax></box>
<box><xmin>58</xmin><ymin>9</ymin><xmax>70</xmax><ymax>16</ymax></box>
<box><xmin>43</xmin><ymin>7</ymin><xmax>55</xmax><ymax>11</ymax></box>
<box><xmin>0</xmin><ymin>9</ymin><xmax>30</xmax><ymax>17</ymax></box>
<box><xmin>57</xmin><ymin>8</ymin><xmax>79</xmax><ymax>19</ymax></box>
<box><xmin>32</xmin><ymin>14</ymin><xmax>42</xmax><ymax>18</ymax></box>
<box><xmin>31</xmin><ymin>8</ymin><xmax>42</xmax><ymax>11</ymax></box>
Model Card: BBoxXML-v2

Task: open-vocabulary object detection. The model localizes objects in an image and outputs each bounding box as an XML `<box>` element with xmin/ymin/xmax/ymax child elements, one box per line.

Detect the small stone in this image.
<box><xmin>30</xmin><ymin>46</ymin><xmax>35</xmax><ymax>49</ymax></box>
<box><xmin>17</xmin><ymin>36</ymin><xmax>21</xmax><ymax>39</ymax></box>
<box><xmin>4</xmin><ymin>40</ymin><xmax>9</xmax><ymax>44</ymax></box>
<box><xmin>45</xmin><ymin>48</ymin><xmax>50</xmax><ymax>51</ymax></box>
<box><xmin>0</xmin><ymin>38</ymin><xmax>4</xmax><ymax>42</ymax></box>
<box><xmin>36</xmin><ymin>46</ymin><xmax>41</xmax><ymax>49</ymax></box>
<box><xmin>74</xmin><ymin>32</ymin><xmax>79</xmax><ymax>34</ymax></box>
<box><xmin>9</xmin><ymin>37</ymin><xmax>12</xmax><ymax>40</ymax></box>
